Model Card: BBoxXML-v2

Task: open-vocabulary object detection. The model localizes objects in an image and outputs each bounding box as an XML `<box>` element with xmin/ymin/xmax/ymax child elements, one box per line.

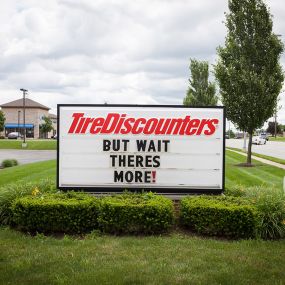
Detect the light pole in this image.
<box><xmin>20</xmin><ymin>88</ymin><xmax>28</xmax><ymax>144</ymax></box>
<box><xmin>17</xmin><ymin>110</ymin><xmax>21</xmax><ymax>137</ymax></box>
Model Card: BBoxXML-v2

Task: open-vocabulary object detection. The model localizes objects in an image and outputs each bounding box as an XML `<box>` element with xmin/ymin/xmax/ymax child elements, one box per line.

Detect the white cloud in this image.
<box><xmin>0</xmin><ymin>0</ymin><xmax>284</xmax><ymax>124</ymax></box>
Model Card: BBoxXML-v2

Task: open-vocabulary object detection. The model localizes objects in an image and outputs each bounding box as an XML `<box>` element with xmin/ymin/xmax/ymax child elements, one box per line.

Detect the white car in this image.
<box><xmin>7</xmin><ymin>132</ymin><xmax>22</xmax><ymax>139</ymax></box>
<box><xmin>252</xmin><ymin>136</ymin><xmax>266</xmax><ymax>145</ymax></box>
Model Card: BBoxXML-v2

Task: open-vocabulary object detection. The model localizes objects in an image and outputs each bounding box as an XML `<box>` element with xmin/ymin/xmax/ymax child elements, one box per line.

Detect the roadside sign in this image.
<box><xmin>57</xmin><ymin>105</ymin><xmax>225</xmax><ymax>194</ymax></box>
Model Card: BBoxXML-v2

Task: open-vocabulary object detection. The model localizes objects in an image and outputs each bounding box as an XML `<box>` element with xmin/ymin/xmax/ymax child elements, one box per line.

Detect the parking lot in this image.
<box><xmin>226</xmin><ymin>139</ymin><xmax>285</xmax><ymax>160</ymax></box>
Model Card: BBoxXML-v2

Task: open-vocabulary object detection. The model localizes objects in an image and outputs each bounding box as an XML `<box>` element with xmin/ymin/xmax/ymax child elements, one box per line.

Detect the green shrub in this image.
<box><xmin>245</xmin><ymin>187</ymin><xmax>285</xmax><ymax>239</ymax></box>
<box><xmin>226</xmin><ymin>186</ymin><xmax>285</xmax><ymax>239</ymax></box>
<box><xmin>224</xmin><ymin>185</ymin><xmax>247</xmax><ymax>197</ymax></box>
<box><xmin>0</xmin><ymin>179</ymin><xmax>56</xmax><ymax>225</ymax></box>
<box><xmin>180</xmin><ymin>196</ymin><xmax>260</xmax><ymax>239</ymax></box>
<box><xmin>1</xmin><ymin>159</ymin><xmax>18</xmax><ymax>168</ymax></box>
<box><xmin>98</xmin><ymin>192</ymin><xmax>174</xmax><ymax>234</ymax></box>
<box><xmin>12</xmin><ymin>192</ymin><xmax>100</xmax><ymax>234</ymax></box>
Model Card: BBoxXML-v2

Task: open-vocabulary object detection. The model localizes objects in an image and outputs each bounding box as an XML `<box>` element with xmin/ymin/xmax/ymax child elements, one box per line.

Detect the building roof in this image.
<box><xmin>48</xmin><ymin>113</ymin><xmax>57</xmax><ymax>119</ymax></box>
<box><xmin>0</xmin><ymin>98</ymin><xmax>50</xmax><ymax>110</ymax></box>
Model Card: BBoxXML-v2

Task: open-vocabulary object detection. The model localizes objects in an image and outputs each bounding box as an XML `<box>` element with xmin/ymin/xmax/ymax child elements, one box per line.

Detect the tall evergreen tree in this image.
<box><xmin>184</xmin><ymin>59</ymin><xmax>218</xmax><ymax>106</ymax></box>
<box><xmin>215</xmin><ymin>0</ymin><xmax>284</xmax><ymax>165</ymax></box>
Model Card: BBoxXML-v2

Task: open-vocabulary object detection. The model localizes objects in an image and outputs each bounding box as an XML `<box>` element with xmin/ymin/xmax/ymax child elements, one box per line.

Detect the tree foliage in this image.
<box><xmin>40</xmin><ymin>116</ymin><xmax>53</xmax><ymax>138</ymax></box>
<box><xmin>0</xmin><ymin>110</ymin><xmax>5</xmax><ymax>132</ymax></box>
<box><xmin>184</xmin><ymin>59</ymin><xmax>218</xmax><ymax>106</ymax></box>
<box><xmin>266</xmin><ymin>121</ymin><xmax>282</xmax><ymax>136</ymax></box>
<box><xmin>215</xmin><ymin>0</ymin><xmax>284</xmax><ymax>164</ymax></box>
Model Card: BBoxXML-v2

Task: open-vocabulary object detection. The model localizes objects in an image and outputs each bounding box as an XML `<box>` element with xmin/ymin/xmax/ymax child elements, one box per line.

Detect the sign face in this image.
<box><xmin>57</xmin><ymin>105</ymin><xmax>225</xmax><ymax>194</ymax></box>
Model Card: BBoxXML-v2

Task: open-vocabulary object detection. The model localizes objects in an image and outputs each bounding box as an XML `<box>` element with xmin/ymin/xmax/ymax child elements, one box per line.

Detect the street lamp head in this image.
<box><xmin>20</xmin><ymin>88</ymin><xmax>28</xmax><ymax>92</ymax></box>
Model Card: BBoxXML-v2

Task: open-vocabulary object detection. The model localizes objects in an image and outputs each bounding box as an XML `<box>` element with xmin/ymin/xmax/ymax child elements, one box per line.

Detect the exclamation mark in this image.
<box><xmin>152</xmin><ymin>171</ymin><xmax>156</xmax><ymax>183</ymax></box>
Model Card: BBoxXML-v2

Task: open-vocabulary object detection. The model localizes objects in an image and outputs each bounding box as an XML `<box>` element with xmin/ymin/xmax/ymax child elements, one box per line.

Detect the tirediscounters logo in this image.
<box><xmin>68</xmin><ymin>112</ymin><xmax>219</xmax><ymax>135</ymax></box>
<box><xmin>57</xmin><ymin>105</ymin><xmax>225</xmax><ymax>195</ymax></box>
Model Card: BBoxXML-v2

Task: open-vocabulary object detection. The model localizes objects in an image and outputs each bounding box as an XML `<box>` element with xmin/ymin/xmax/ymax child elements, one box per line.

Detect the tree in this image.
<box><xmin>183</xmin><ymin>59</ymin><xmax>218</xmax><ymax>106</ymax></box>
<box><xmin>266</xmin><ymin>121</ymin><xmax>282</xmax><ymax>136</ymax></box>
<box><xmin>0</xmin><ymin>110</ymin><xmax>5</xmax><ymax>133</ymax></box>
<box><xmin>40</xmin><ymin>116</ymin><xmax>53</xmax><ymax>138</ymax></box>
<box><xmin>215</xmin><ymin>0</ymin><xmax>284</xmax><ymax>165</ymax></box>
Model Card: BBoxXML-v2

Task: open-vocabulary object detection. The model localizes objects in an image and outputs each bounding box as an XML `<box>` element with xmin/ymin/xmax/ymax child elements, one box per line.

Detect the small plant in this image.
<box><xmin>85</xmin><ymin>229</ymin><xmax>103</xmax><ymax>239</ymax></box>
<box><xmin>1</xmin><ymin>159</ymin><xmax>18</xmax><ymax>168</ymax></box>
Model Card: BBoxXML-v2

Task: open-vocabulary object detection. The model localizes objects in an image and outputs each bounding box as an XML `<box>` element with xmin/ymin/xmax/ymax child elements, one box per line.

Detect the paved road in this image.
<box><xmin>226</xmin><ymin>139</ymin><xmax>285</xmax><ymax>160</ymax></box>
<box><xmin>0</xmin><ymin>150</ymin><xmax>56</xmax><ymax>165</ymax></box>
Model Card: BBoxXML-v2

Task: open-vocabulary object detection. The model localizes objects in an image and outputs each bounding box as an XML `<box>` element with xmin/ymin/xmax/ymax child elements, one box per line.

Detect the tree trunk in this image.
<box><xmin>247</xmin><ymin>132</ymin><xmax>253</xmax><ymax>165</ymax></box>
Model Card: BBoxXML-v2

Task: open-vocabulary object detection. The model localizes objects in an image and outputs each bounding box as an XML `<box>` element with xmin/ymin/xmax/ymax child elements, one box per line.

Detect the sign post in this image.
<box><xmin>57</xmin><ymin>105</ymin><xmax>225</xmax><ymax>195</ymax></box>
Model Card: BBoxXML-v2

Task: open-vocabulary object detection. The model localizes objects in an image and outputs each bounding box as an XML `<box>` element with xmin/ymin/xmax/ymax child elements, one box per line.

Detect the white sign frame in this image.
<box><xmin>57</xmin><ymin>104</ymin><xmax>225</xmax><ymax>195</ymax></box>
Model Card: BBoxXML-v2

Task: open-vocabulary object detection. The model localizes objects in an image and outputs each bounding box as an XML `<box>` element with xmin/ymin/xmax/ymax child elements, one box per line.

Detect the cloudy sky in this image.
<box><xmin>0</xmin><ymin>0</ymin><xmax>285</xmax><ymax>125</ymax></box>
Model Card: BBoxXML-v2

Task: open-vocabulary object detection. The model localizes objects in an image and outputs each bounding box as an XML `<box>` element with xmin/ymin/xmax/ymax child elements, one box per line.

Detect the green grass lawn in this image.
<box><xmin>0</xmin><ymin>228</ymin><xmax>284</xmax><ymax>285</ymax></box>
<box><xmin>225</xmin><ymin>150</ymin><xmax>285</xmax><ymax>189</ymax></box>
<box><xmin>227</xmin><ymin>146</ymin><xmax>285</xmax><ymax>166</ymax></box>
<box><xmin>0</xmin><ymin>160</ymin><xmax>56</xmax><ymax>187</ymax></box>
<box><xmin>268</xmin><ymin>136</ymin><xmax>285</xmax><ymax>142</ymax></box>
<box><xmin>0</xmin><ymin>139</ymin><xmax>57</xmax><ymax>150</ymax></box>
<box><xmin>1</xmin><ymin>152</ymin><xmax>285</xmax><ymax>284</ymax></box>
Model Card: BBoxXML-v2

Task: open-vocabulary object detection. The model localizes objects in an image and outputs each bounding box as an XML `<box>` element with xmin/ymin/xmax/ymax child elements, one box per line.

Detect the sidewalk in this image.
<box><xmin>227</xmin><ymin>148</ymin><xmax>285</xmax><ymax>170</ymax></box>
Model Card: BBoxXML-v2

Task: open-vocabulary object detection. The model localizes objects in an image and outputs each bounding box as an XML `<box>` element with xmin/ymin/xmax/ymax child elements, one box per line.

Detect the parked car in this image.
<box><xmin>252</xmin><ymin>136</ymin><xmax>266</xmax><ymax>145</ymax></box>
<box><xmin>260</xmin><ymin>133</ymin><xmax>269</xmax><ymax>141</ymax></box>
<box><xmin>7</xmin><ymin>132</ymin><xmax>22</xmax><ymax>139</ymax></box>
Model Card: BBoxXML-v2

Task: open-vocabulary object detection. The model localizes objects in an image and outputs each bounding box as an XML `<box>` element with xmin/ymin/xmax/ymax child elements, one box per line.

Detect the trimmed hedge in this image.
<box><xmin>12</xmin><ymin>192</ymin><xmax>100</xmax><ymax>234</ymax></box>
<box><xmin>98</xmin><ymin>192</ymin><xmax>174</xmax><ymax>234</ymax></box>
<box><xmin>180</xmin><ymin>196</ymin><xmax>260</xmax><ymax>239</ymax></box>
<box><xmin>11</xmin><ymin>192</ymin><xmax>174</xmax><ymax>235</ymax></box>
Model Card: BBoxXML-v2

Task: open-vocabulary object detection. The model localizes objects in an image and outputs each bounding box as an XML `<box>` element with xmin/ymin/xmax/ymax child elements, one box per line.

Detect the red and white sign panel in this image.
<box><xmin>57</xmin><ymin>105</ymin><xmax>225</xmax><ymax>194</ymax></box>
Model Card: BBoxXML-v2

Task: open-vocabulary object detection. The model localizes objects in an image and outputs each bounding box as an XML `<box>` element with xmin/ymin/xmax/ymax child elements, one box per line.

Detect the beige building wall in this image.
<box><xmin>2</xmin><ymin>107</ymin><xmax>50</xmax><ymax>139</ymax></box>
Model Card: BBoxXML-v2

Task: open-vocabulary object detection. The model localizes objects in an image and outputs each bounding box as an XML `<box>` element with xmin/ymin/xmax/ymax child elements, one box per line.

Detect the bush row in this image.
<box><xmin>3</xmin><ymin>183</ymin><xmax>285</xmax><ymax>239</ymax></box>
<box><xmin>11</xmin><ymin>192</ymin><xmax>174</xmax><ymax>234</ymax></box>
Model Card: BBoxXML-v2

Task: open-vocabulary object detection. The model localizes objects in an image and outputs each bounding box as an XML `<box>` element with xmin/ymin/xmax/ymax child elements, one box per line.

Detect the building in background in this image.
<box><xmin>0</xmin><ymin>98</ymin><xmax>57</xmax><ymax>139</ymax></box>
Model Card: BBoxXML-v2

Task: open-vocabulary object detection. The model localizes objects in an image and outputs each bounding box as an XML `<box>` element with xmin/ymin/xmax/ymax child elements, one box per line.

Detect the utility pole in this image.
<box><xmin>20</xmin><ymin>88</ymin><xmax>28</xmax><ymax>145</ymax></box>
<box><xmin>17</xmin><ymin>110</ymin><xmax>21</xmax><ymax>137</ymax></box>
